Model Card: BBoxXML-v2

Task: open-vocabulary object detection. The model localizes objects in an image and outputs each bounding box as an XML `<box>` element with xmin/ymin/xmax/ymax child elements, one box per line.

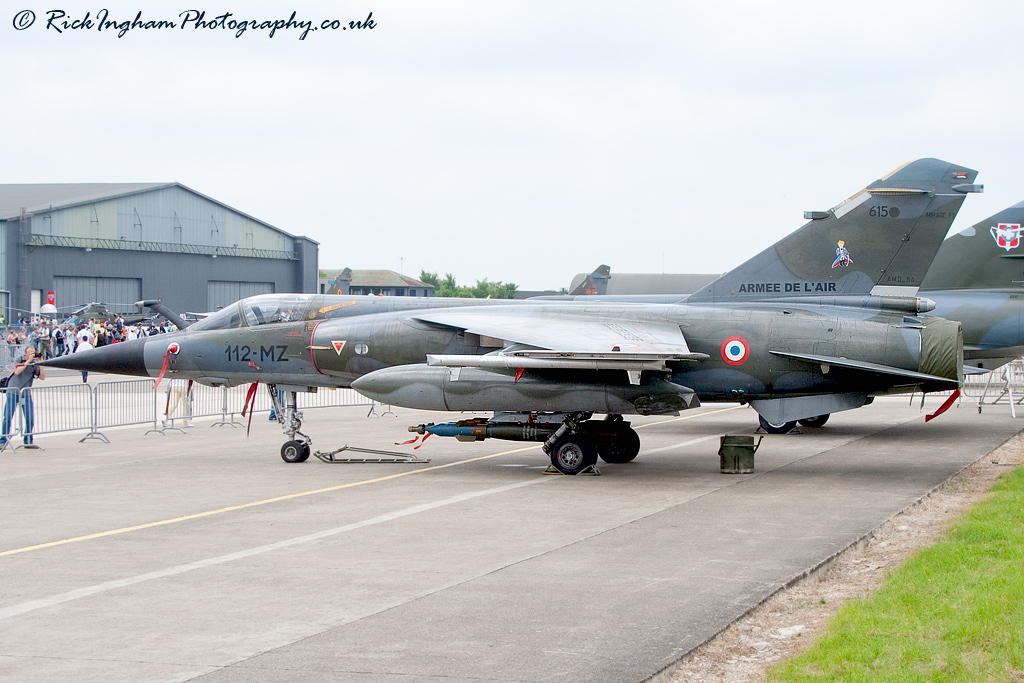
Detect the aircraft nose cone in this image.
<box><xmin>40</xmin><ymin>337</ymin><xmax>150</xmax><ymax>377</ymax></box>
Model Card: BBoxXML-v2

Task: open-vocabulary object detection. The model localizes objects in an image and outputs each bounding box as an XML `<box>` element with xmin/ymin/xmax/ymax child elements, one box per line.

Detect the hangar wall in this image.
<box><xmin>0</xmin><ymin>183</ymin><xmax>318</xmax><ymax>320</ymax></box>
<box><xmin>22</xmin><ymin>244</ymin><xmax>304</xmax><ymax>315</ymax></box>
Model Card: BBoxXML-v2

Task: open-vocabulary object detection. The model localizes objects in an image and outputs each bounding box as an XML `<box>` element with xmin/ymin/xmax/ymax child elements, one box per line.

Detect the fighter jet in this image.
<box><xmin>918</xmin><ymin>201</ymin><xmax>1024</xmax><ymax>369</ymax></box>
<box><xmin>43</xmin><ymin>159</ymin><xmax>981</xmax><ymax>473</ymax></box>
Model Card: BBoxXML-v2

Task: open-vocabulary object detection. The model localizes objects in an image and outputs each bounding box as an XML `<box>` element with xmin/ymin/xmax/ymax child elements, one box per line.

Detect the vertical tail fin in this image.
<box><xmin>686</xmin><ymin>159</ymin><xmax>981</xmax><ymax>303</ymax></box>
<box><xmin>569</xmin><ymin>265</ymin><xmax>611</xmax><ymax>295</ymax></box>
<box><xmin>920</xmin><ymin>200</ymin><xmax>1024</xmax><ymax>290</ymax></box>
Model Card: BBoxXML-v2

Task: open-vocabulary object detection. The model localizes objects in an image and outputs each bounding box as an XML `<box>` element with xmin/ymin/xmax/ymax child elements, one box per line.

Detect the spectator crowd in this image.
<box><xmin>5</xmin><ymin>315</ymin><xmax>177</xmax><ymax>360</ymax></box>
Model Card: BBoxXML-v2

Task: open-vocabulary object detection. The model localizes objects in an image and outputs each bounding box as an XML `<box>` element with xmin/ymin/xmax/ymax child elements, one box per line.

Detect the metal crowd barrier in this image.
<box><xmin>961</xmin><ymin>360</ymin><xmax>1024</xmax><ymax>417</ymax></box>
<box><xmin>2</xmin><ymin>344</ymin><xmax>29</xmax><ymax>368</ymax></box>
<box><xmin>2</xmin><ymin>342</ymin><xmax>74</xmax><ymax>368</ymax></box>
<box><xmin>0</xmin><ymin>386</ymin><xmax>24</xmax><ymax>451</ymax></box>
<box><xmin>0</xmin><ymin>380</ymin><xmax>376</xmax><ymax>447</ymax></box>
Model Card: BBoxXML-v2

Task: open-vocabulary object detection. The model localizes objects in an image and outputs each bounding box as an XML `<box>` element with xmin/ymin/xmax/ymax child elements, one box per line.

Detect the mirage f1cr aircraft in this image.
<box><xmin>44</xmin><ymin>158</ymin><xmax>981</xmax><ymax>474</ymax></box>
<box><xmin>918</xmin><ymin>200</ymin><xmax>1024</xmax><ymax>370</ymax></box>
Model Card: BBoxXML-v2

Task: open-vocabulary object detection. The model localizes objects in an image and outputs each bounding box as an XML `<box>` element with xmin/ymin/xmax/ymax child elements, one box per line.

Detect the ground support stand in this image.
<box><xmin>313</xmin><ymin>445</ymin><xmax>430</xmax><ymax>464</ymax></box>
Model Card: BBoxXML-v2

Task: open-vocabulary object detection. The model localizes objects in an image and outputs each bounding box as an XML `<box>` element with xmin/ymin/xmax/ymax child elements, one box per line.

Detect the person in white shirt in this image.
<box><xmin>75</xmin><ymin>324</ymin><xmax>93</xmax><ymax>347</ymax></box>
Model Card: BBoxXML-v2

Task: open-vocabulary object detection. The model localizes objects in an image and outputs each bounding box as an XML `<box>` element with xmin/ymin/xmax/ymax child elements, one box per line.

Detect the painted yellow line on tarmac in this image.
<box><xmin>0</xmin><ymin>406</ymin><xmax>744</xmax><ymax>558</ymax></box>
<box><xmin>0</xmin><ymin>445</ymin><xmax>539</xmax><ymax>558</ymax></box>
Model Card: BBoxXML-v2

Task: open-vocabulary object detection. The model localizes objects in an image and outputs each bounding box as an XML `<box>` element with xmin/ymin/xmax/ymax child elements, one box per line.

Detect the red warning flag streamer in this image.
<box><xmin>396</xmin><ymin>433</ymin><xmax>433</xmax><ymax>449</ymax></box>
<box><xmin>241</xmin><ymin>382</ymin><xmax>260</xmax><ymax>436</ymax></box>
<box><xmin>153</xmin><ymin>352</ymin><xmax>171</xmax><ymax>390</ymax></box>
<box><xmin>925</xmin><ymin>389</ymin><xmax>960</xmax><ymax>422</ymax></box>
<box><xmin>152</xmin><ymin>342</ymin><xmax>180</xmax><ymax>390</ymax></box>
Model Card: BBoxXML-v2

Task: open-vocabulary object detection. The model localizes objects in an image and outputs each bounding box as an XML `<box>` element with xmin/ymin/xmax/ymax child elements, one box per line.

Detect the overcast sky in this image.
<box><xmin>3</xmin><ymin>1</ymin><xmax>1022</xmax><ymax>290</ymax></box>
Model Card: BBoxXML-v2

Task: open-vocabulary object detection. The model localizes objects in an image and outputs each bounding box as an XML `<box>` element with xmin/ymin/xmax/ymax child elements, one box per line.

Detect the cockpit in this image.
<box><xmin>189</xmin><ymin>294</ymin><xmax>313</xmax><ymax>331</ymax></box>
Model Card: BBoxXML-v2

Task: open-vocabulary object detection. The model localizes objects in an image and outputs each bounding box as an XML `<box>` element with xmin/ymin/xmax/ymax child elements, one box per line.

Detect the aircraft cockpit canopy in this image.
<box><xmin>242</xmin><ymin>295</ymin><xmax>309</xmax><ymax>326</ymax></box>
<box><xmin>189</xmin><ymin>294</ymin><xmax>313</xmax><ymax>331</ymax></box>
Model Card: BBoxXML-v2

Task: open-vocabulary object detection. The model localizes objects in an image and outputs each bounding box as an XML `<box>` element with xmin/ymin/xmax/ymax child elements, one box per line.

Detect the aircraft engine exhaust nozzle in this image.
<box><xmin>39</xmin><ymin>337</ymin><xmax>150</xmax><ymax>377</ymax></box>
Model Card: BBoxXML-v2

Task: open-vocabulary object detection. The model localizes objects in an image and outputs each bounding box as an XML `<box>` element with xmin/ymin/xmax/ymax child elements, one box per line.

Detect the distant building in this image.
<box><xmin>321</xmin><ymin>268</ymin><xmax>434</xmax><ymax>297</ymax></box>
<box><xmin>568</xmin><ymin>270</ymin><xmax>720</xmax><ymax>296</ymax></box>
<box><xmin>0</xmin><ymin>183</ymin><xmax>318</xmax><ymax>320</ymax></box>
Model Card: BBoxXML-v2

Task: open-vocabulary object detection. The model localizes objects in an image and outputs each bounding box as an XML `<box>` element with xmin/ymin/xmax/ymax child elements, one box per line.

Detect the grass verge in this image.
<box><xmin>768</xmin><ymin>465</ymin><xmax>1024</xmax><ymax>682</ymax></box>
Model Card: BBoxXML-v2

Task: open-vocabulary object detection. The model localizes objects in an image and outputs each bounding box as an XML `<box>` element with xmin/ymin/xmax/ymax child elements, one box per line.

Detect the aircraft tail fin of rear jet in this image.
<box><xmin>686</xmin><ymin>158</ymin><xmax>982</xmax><ymax>304</ymax></box>
<box><xmin>569</xmin><ymin>265</ymin><xmax>611</xmax><ymax>296</ymax></box>
<box><xmin>919</xmin><ymin>200</ymin><xmax>1024</xmax><ymax>291</ymax></box>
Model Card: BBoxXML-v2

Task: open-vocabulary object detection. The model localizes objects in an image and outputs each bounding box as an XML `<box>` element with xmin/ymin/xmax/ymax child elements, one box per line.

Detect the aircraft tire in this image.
<box><xmin>550</xmin><ymin>435</ymin><xmax>598</xmax><ymax>475</ymax></box>
<box><xmin>598</xmin><ymin>428</ymin><xmax>641</xmax><ymax>463</ymax></box>
<box><xmin>281</xmin><ymin>440</ymin><xmax>310</xmax><ymax>463</ymax></box>
<box><xmin>758</xmin><ymin>416</ymin><xmax>797</xmax><ymax>435</ymax></box>
<box><xmin>798</xmin><ymin>414</ymin><xmax>830</xmax><ymax>428</ymax></box>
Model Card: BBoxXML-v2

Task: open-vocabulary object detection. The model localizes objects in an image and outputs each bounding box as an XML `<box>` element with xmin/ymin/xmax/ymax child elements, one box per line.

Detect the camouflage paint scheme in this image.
<box><xmin>44</xmin><ymin>159</ymin><xmax>979</xmax><ymax>472</ymax></box>
<box><xmin>919</xmin><ymin>201</ymin><xmax>1024</xmax><ymax>369</ymax></box>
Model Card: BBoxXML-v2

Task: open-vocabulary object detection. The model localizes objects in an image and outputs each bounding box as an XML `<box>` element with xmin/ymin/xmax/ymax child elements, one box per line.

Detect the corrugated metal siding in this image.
<box><xmin>53</xmin><ymin>276</ymin><xmax>141</xmax><ymax>313</ymax></box>
<box><xmin>29</xmin><ymin>187</ymin><xmax>291</xmax><ymax>251</ymax></box>
<box><xmin>208</xmin><ymin>280</ymin><xmax>274</xmax><ymax>310</ymax></box>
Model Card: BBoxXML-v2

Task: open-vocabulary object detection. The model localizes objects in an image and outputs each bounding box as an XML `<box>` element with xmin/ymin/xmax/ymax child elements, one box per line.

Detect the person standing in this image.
<box><xmin>52</xmin><ymin>324</ymin><xmax>65</xmax><ymax>358</ymax></box>
<box><xmin>1</xmin><ymin>346</ymin><xmax>46</xmax><ymax>448</ymax></box>
<box><xmin>37</xmin><ymin>323</ymin><xmax>51</xmax><ymax>360</ymax></box>
<box><xmin>76</xmin><ymin>323</ymin><xmax>93</xmax><ymax>348</ymax></box>
<box><xmin>164</xmin><ymin>378</ymin><xmax>193</xmax><ymax>428</ymax></box>
<box><xmin>74</xmin><ymin>333</ymin><xmax>93</xmax><ymax>383</ymax></box>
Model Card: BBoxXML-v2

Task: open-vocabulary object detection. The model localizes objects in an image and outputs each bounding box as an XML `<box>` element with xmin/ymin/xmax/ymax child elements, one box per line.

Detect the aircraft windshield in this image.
<box><xmin>188</xmin><ymin>304</ymin><xmax>241</xmax><ymax>331</ymax></box>
<box><xmin>242</xmin><ymin>295</ymin><xmax>309</xmax><ymax>326</ymax></box>
<box><xmin>188</xmin><ymin>295</ymin><xmax>311</xmax><ymax>332</ymax></box>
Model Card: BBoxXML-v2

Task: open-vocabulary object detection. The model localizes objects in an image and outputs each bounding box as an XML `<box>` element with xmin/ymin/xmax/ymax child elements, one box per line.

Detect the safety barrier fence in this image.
<box><xmin>960</xmin><ymin>360</ymin><xmax>1024</xmax><ymax>416</ymax></box>
<box><xmin>2</xmin><ymin>344</ymin><xmax>30</xmax><ymax>367</ymax></box>
<box><xmin>3</xmin><ymin>343</ymin><xmax>77</xmax><ymax>371</ymax></box>
<box><xmin>0</xmin><ymin>380</ymin><xmax>375</xmax><ymax>451</ymax></box>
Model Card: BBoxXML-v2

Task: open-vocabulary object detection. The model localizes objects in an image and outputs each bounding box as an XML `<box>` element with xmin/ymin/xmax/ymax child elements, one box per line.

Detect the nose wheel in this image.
<box><xmin>281</xmin><ymin>440</ymin><xmax>311</xmax><ymax>463</ymax></box>
<box><xmin>269</xmin><ymin>384</ymin><xmax>313</xmax><ymax>463</ymax></box>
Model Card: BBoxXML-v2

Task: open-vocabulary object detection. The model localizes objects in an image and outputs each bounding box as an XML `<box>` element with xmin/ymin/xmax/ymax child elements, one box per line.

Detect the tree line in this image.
<box><xmin>419</xmin><ymin>272</ymin><xmax>519</xmax><ymax>299</ymax></box>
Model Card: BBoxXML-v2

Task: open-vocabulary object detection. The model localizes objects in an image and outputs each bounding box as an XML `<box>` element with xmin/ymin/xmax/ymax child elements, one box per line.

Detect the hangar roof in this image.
<box><xmin>0</xmin><ymin>182</ymin><xmax>313</xmax><ymax>243</ymax></box>
<box><xmin>323</xmin><ymin>268</ymin><xmax>432</xmax><ymax>289</ymax></box>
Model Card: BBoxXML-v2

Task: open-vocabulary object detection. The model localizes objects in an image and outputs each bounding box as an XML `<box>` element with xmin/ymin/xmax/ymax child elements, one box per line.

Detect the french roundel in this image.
<box><xmin>720</xmin><ymin>336</ymin><xmax>750</xmax><ymax>366</ymax></box>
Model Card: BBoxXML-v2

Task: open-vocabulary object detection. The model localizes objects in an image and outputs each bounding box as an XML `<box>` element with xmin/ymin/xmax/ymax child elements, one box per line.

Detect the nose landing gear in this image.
<box><xmin>269</xmin><ymin>384</ymin><xmax>312</xmax><ymax>463</ymax></box>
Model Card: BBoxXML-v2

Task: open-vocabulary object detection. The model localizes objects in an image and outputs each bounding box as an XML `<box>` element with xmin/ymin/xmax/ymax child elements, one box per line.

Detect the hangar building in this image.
<box><xmin>0</xmin><ymin>183</ymin><xmax>318</xmax><ymax>321</ymax></box>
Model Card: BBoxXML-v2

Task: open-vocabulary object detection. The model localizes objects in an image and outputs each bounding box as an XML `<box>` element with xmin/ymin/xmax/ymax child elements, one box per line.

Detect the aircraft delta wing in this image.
<box><xmin>918</xmin><ymin>201</ymin><xmax>1024</xmax><ymax>369</ymax></box>
<box><xmin>43</xmin><ymin>159</ymin><xmax>977</xmax><ymax>475</ymax></box>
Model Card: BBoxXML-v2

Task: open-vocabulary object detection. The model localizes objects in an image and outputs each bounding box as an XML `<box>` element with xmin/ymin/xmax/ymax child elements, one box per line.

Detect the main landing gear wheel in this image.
<box><xmin>549</xmin><ymin>435</ymin><xmax>598</xmax><ymax>475</ymax></box>
<box><xmin>281</xmin><ymin>440</ymin><xmax>310</xmax><ymax>463</ymax></box>
<box><xmin>798</xmin><ymin>414</ymin><xmax>830</xmax><ymax>428</ymax></box>
<box><xmin>598</xmin><ymin>428</ymin><xmax>641</xmax><ymax>464</ymax></box>
<box><xmin>758</xmin><ymin>415</ymin><xmax>797</xmax><ymax>434</ymax></box>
